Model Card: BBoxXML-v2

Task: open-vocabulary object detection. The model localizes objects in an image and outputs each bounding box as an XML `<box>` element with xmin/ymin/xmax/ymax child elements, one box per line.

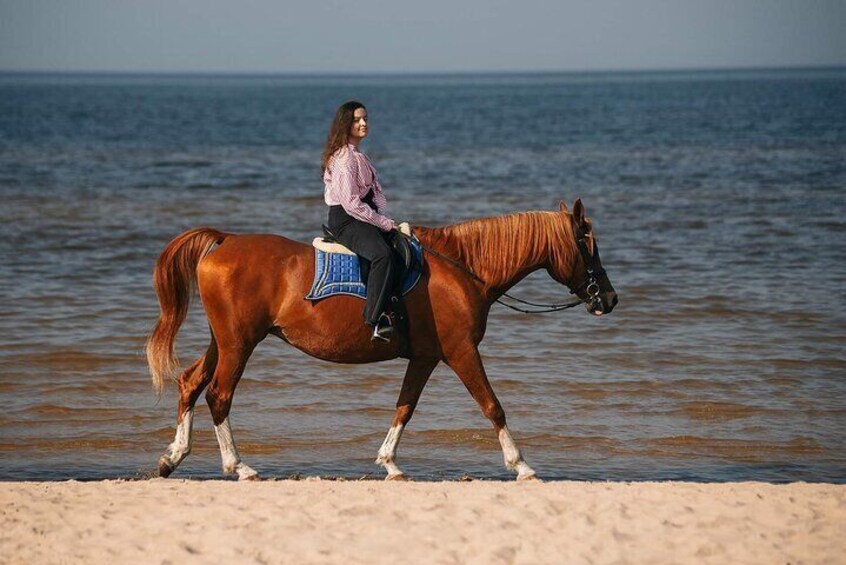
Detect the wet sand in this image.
<box><xmin>1</xmin><ymin>480</ymin><xmax>843</xmax><ymax>564</ymax></box>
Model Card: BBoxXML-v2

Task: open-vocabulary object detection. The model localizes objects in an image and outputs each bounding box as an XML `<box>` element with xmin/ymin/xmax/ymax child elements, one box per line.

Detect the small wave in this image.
<box><xmin>151</xmin><ymin>159</ymin><xmax>214</xmax><ymax>168</ymax></box>
<box><xmin>488</xmin><ymin>378</ymin><xmax>532</xmax><ymax>390</ymax></box>
<box><xmin>334</xmin><ymin>406</ymin><xmax>395</xmax><ymax>417</ymax></box>
<box><xmin>228</xmin><ymin>442</ymin><xmax>280</xmax><ymax>454</ymax></box>
<box><xmin>669</xmin><ymin>378</ymin><xmax>742</xmax><ymax>391</ymax></box>
<box><xmin>240</xmin><ymin>380</ymin><xmax>297</xmax><ymax>391</ymax></box>
<box><xmin>0</xmin><ymin>437</ymin><xmax>138</xmax><ymax>450</ymax></box>
<box><xmin>520</xmin><ymin>434</ymin><xmax>618</xmax><ymax>448</ymax></box>
<box><xmin>408</xmin><ymin>428</ymin><xmax>500</xmax><ymax>448</ymax></box>
<box><xmin>676</xmin><ymin>401</ymin><xmax>768</xmax><ymax>421</ymax></box>
<box><xmin>0</xmin><ymin>382</ymin><xmax>27</xmax><ymax>393</ymax></box>
<box><xmin>817</xmin><ymin>220</ymin><xmax>846</xmax><ymax>232</ymax></box>
<box><xmin>770</xmin><ymin>358</ymin><xmax>845</xmax><ymax>370</ymax></box>
<box><xmin>563</xmin><ymin>380</ymin><xmax>688</xmax><ymax>400</ymax></box>
<box><xmin>4</xmin><ymin>350</ymin><xmax>133</xmax><ymax>371</ymax></box>
<box><xmin>567</xmin><ymin>387</ymin><xmax>618</xmax><ymax>400</ymax></box>
<box><xmin>644</xmin><ymin>436</ymin><xmax>826</xmax><ymax>460</ymax></box>
<box><xmin>308</xmin><ymin>375</ymin><xmax>397</xmax><ymax>391</ymax></box>
<box><xmin>288</xmin><ymin>195</ymin><xmax>326</xmax><ymax>204</ymax></box>
<box><xmin>18</xmin><ymin>404</ymin><xmax>130</xmax><ymax>419</ymax></box>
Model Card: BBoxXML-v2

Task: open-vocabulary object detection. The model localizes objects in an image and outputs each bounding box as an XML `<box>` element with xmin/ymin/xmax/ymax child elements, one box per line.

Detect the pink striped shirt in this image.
<box><xmin>323</xmin><ymin>144</ymin><xmax>395</xmax><ymax>232</ymax></box>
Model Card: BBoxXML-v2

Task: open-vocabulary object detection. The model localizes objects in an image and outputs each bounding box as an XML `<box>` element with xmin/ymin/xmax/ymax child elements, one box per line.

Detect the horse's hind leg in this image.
<box><xmin>446</xmin><ymin>345</ymin><xmax>537</xmax><ymax>481</ymax></box>
<box><xmin>376</xmin><ymin>357</ymin><xmax>439</xmax><ymax>480</ymax></box>
<box><xmin>159</xmin><ymin>340</ymin><xmax>218</xmax><ymax>477</ymax></box>
<box><xmin>205</xmin><ymin>343</ymin><xmax>260</xmax><ymax>481</ymax></box>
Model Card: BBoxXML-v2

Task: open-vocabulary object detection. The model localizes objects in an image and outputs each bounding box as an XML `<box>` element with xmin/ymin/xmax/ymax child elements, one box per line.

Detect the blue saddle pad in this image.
<box><xmin>305</xmin><ymin>238</ymin><xmax>423</xmax><ymax>301</ymax></box>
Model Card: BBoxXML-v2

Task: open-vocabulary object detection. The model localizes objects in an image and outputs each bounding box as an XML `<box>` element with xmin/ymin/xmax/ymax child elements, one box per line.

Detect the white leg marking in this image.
<box><xmin>163</xmin><ymin>408</ymin><xmax>194</xmax><ymax>468</ymax></box>
<box><xmin>375</xmin><ymin>424</ymin><xmax>405</xmax><ymax>478</ymax></box>
<box><xmin>213</xmin><ymin>417</ymin><xmax>258</xmax><ymax>480</ymax></box>
<box><xmin>498</xmin><ymin>426</ymin><xmax>537</xmax><ymax>480</ymax></box>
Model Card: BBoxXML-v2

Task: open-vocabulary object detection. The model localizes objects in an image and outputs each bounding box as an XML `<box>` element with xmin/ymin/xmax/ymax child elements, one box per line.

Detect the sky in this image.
<box><xmin>1</xmin><ymin>0</ymin><xmax>844</xmax><ymax>73</ymax></box>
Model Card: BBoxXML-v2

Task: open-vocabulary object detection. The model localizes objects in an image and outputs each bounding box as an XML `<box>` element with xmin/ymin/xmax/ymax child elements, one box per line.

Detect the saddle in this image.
<box><xmin>316</xmin><ymin>222</ymin><xmax>415</xmax><ymax>282</ymax></box>
<box><xmin>306</xmin><ymin>223</ymin><xmax>422</xmax><ymax>355</ymax></box>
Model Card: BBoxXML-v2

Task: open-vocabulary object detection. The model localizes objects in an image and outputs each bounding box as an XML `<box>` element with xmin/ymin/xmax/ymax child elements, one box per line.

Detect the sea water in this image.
<box><xmin>1</xmin><ymin>68</ymin><xmax>844</xmax><ymax>481</ymax></box>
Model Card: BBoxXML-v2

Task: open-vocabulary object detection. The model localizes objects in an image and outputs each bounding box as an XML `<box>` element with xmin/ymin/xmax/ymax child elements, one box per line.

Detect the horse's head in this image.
<box><xmin>548</xmin><ymin>199</ymin><xmax>618</xmax><ymax>316</ymax></box>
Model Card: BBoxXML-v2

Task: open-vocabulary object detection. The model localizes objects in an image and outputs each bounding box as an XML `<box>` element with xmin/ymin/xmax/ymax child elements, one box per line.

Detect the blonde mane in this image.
<box><xmin>423</xmin><ymin>210</ymin><xmax>578</xmax><ymax>288</ymax></box>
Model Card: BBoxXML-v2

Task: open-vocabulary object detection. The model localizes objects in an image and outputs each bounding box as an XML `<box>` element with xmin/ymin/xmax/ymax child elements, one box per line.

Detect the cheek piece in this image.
<box><xmin>569</xmin><ymin>233</ymin><xmax>605</xmax><ymax>312</ymax></box>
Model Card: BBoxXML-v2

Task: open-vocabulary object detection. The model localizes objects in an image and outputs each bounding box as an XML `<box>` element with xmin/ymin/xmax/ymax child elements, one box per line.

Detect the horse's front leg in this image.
<box><xmin>445</xmin><ymin>345</ymin><xmax>537</xmax><ymax>481</ymax></box>
<box><xmin>376</xmin><ymin>357</ymin><xmax>439</xmax><ymax>480</ymax></box>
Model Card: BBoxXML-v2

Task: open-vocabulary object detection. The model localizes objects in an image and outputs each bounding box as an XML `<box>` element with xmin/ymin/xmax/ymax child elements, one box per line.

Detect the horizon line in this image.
<box><xmin>1</xmin><ymin>63</ymin><xmax>844</xmax><ymax>77</ymax></box>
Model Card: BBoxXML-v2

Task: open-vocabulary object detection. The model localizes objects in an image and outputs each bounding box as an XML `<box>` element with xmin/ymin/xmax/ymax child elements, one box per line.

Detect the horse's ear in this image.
<box><xmin>558</xmin><ymin>200</ymin><xmax>569</xmax><ymax>214</ymax></box>
<box><xmin>573</xmin><ymin>198</ymin><xmax>586</xmax><ymax>227</ymax></box>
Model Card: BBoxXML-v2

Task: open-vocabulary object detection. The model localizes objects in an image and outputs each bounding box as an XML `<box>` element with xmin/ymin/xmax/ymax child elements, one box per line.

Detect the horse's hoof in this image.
<box><xmin>158</xmin><ymin>457</ymin><xmax>174</xmax><ymax>478</ymax></box>
<box><xmin>232</xmin><ymin>462</ymin><xmax>260</xmax><ymax>481</ymax></box>
<box><xmin>517</xmin><ymin>473</ymin><xmax>540</xmax><ymax>482</ymax></box>
<box><xmin>386</xmin><ymin>473</ymin><xmax>408</xmax><ymax>481</ymax></box>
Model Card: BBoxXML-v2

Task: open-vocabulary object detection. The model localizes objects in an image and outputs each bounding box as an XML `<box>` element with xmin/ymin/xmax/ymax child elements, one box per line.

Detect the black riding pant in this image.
<box><xmin>328</xmin><ymin>205</ymin><xmax>396</xmax><ymax>327</ymax></box>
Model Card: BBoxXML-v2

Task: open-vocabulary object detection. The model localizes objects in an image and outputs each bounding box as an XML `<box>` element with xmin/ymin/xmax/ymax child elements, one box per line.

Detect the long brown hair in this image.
<box><xmin>321</xmin><ymin>100</ymin><xmax>365</xmax><ymax>174</ymax></box>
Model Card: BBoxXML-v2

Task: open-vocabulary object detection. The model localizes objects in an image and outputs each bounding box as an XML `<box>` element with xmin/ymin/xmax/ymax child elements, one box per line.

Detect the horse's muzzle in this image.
<box><xmin>588</xmin><ymin>291</ymin><xmax>618</xmax><ymax>316</ymax></box>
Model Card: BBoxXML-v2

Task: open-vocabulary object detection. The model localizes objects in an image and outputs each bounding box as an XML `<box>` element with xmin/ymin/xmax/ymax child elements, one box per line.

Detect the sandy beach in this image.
<box><xmin>1</xmin><ymin>480</ymin><xmax>843</xmax><ymax>564</ymax></box>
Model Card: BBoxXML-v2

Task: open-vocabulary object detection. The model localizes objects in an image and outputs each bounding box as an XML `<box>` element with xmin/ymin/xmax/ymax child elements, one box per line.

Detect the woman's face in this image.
<box><xmin>349</xmin><ymin>107</ymin><xmax>368</xmax><ymax>141</ymax></box>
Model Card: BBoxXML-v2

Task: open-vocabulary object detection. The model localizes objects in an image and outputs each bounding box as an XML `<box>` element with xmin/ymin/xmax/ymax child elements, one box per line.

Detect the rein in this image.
<box><xmin>398</xmin><ymin>231</ymin><xmax>602</xmax><ymax>314</ymax></box>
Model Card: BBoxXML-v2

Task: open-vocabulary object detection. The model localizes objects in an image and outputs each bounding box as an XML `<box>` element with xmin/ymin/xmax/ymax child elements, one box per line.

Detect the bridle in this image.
<box><xmin>568</xmin><ymin>229</ymin><xmax>605</xmax><ymax>312</ymax></box>
<box><xmin>398</xmin><ymin>228</ymin><xmax>605</xmax><ymax>315</ymax></box>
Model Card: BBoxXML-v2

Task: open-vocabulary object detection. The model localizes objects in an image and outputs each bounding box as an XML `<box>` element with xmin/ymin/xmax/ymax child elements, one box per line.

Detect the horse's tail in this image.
<box><xmin>146</xmin><ymin>227</ymin><xmax>229</xmax><ymax>398</ymax></box>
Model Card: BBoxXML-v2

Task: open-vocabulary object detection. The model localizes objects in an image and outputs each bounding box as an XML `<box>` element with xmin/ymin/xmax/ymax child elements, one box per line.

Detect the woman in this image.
<box><xmin>322</xmin><ymin>100</ymin><xmax>399</xmax><ymax>342</ymax></box>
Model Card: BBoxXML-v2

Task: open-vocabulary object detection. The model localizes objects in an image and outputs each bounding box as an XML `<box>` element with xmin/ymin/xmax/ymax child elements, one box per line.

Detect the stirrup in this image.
<box><xmin>371</xmin><ymin>315</ymin><xmax>394</xmax><ymax>343</ymax></box>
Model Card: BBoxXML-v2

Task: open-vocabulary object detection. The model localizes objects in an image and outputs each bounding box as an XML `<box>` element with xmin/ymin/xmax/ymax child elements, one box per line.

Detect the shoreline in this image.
<box><xmin>2</xmin><ymin>480</ymin><xmax>843</xmax><ymax>564</ymax></box>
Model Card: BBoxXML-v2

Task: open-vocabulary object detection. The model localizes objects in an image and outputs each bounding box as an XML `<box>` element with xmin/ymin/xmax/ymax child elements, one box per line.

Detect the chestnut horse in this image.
<box><xmin>146</xmin><ymin>199</ymin><xmax>617</xmax><ymax>481</ymax></box>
